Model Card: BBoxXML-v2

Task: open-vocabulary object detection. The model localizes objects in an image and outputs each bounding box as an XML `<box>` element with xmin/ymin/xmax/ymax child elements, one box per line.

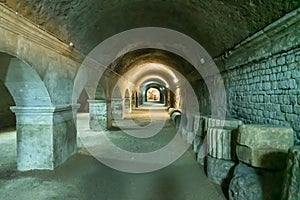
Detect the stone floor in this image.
<box><xmin>0</xmin><ymin>105</ymin><xmax>226</xmax><ymax>200</ymax></box>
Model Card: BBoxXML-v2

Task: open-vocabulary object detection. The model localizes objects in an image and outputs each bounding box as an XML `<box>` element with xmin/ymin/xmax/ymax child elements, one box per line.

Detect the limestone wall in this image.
<box><xmin>223</xmin><ymin>9</ymin><xmax>300</xmax><ymax>144</ymax></box>
<box><xmin>224</xmin><ymin>49</ymin><xmax>300</xmax><ymax>143</ymax></box>
<box><xmin>193</xmin><ymin>9</ymin><xmax>300</xmax><ymax>144</ymax></box>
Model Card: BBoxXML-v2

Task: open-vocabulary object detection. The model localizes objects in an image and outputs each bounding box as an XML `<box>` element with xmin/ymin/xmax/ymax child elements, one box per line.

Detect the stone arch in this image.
<box><xmin>143</xmin><ymin>83</ymin><xmax>166</xmax><ymax>105</ymax></box>
<box><xmin>0</xmin><ymin>11</ymin><xmax>80</xmax><ymax>171</ymax></box>
<box><xmin>94</xmin><ymin>84</ymin><xmax>107</xmax><ymax>100</ymax></box>
<box><xmin>78</xmin><ymin>27</ymin><xmax>225</xmax><ymax>118</ymax></box>
<box><xmin>0</xmin><ymin>23</ymin><xmax>80</xmax><ymax>107</ymax></box>
<box><xmin>0</xmin><ymin>52</ymin><xmax>52</xmax><ymax>107</ymax></box>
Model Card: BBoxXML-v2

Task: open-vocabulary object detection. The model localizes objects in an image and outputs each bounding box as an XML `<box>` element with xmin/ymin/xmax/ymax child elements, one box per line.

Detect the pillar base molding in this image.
<box><xmin>10</xmin><ymin>105</ymin><xmax>78</xmax><ymax>171</ymax></box>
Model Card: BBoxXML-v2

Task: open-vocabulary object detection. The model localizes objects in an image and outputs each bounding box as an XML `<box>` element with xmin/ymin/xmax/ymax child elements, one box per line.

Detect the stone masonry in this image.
<box><xmin>225</xmin><ymin>49</ymin><xmax>300</xmax><ymax>144</ymax></box>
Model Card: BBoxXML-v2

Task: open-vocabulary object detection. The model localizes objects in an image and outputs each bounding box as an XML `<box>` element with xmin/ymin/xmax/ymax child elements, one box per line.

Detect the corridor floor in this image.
<box><xmin>0</xmin><ymin>106</ymin><xmax>226</xmax><ymax>200</ymax></box>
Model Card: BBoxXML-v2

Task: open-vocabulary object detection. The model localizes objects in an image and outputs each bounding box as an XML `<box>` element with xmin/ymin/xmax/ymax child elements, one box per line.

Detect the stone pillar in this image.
<box><xmin>111</xmin><ymin>98</ymin><xmax>123</xmax><ymax>120</ymax></box>
<box><xmin>88</xmin><ymin>100</ymin><xmax>107</xmax><ymax>131</ymax></box>
<box><xmin>124</xmin><ymin>97</ymin><xmax>130</xmax><ymax>118</ymax></box>
<box><xmin>10</xmin><ymin>106</ymin><xmax>77</xmax><ymax>171</ymax></box>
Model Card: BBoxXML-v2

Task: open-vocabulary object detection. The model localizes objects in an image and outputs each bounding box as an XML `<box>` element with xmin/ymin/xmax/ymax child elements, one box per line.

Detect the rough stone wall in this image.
<box><xmin>193</xmin><ymin>9</ymin><xmax>300</xmax><ymax>144</ymax></box>
<box><xmin>215</xmin><ymin>9</ymin><xmax>300</xmax><ymax>144</ymax></box>
<box><xmin>224</xmin><ymin>48</ymin><xmax>300</xmax><ymax>144</ymax></box>
<box><xmin>0</xmin><ymin>81</ymin><xmax>15</xmax><ymax>129</ymax></box>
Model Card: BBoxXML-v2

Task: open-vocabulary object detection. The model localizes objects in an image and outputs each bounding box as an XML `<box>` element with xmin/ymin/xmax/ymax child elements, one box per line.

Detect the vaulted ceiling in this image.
<box><xmin>2</xmin><ymin>0</ymin><xmax>300</xmax><ymax>58</ymax></box>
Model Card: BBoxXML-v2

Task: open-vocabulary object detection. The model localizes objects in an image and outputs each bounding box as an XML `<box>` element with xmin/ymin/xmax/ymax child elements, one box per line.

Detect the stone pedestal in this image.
<box><xmin>281</xmin><ymin>146</ymin><xmax>300</xmax><ymax>200</ymax></box>
<box><xmin>11</xmin><ymin>106</ymin><xmax>77</xmax><ymax>171</ymax></box>
<box><xmin>237</xmin><ymin>124</ymin><xmax>294</xmax><ymax>170</ymax></box>
<box><xmin>88</xmin><ymin>100</ymin><xmax>107</xmax><ymax>130</ymax></box>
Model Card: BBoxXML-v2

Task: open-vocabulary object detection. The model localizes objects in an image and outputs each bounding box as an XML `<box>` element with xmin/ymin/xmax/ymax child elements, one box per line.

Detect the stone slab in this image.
<box><xmin>237</xmin><ymin>124</ymin><xmax>294</xmax><ymax>169</ymax></box>
<box><xmin>207</xmin><ymin>117</ymin><xmax>243</xmax><ymax>129</ymax></box>
<box><xmin>281</xmin><ymin>146</ymin><xmax>300</xmax><ymax>200</ymax></box>
<box><xmin>206</xmin><ymin>155</ymin><xmax>236</xmax><ymax>185</ymax></box>
<box><xmin>236</xmin><ymin>145</ymin><xmax>289</xmax><ymax>170</ymax></box>
<box><xmin>238</xmin><ymin>124</ymin><xmax>294</xmax><ymax>149</ymax></box>
<box><xmin>229</xmin><ymin>163</ymin><xmax>284</xmax><ymax>200</ymax></box>
<box><xmin>207</xmin><ymin>127</ymin><xmax>238</xmax><ymax>160</ymax></box>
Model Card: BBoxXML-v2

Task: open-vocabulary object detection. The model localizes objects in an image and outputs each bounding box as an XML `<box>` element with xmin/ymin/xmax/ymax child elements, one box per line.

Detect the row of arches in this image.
<box><xmin>0</xmin><ymin>21</ymin><xmax>220</xmax><ymax>172</ymax></box>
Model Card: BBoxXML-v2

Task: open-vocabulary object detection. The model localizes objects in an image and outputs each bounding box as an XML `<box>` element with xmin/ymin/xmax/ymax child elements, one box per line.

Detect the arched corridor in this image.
<box><xmin>0</xmin><ymin>2</ymin><xmax>299</xmax><ymax>200</ymax></box>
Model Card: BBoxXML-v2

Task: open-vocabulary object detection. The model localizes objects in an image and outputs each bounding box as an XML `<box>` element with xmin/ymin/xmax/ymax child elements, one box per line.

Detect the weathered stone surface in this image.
<box><xmin>181</xmin><ymin>127</ymin><xmax>188</xmax><ymax>141</ymax></box>
<box><xmin>11</xmin><ymin>106</ymin><xmax>77</xmax><ymax>171</ymax></box>
<box><xmin>206</xmin><ymin>156</ymin><xmax>236</xmax><ymax>185</ymax></box>
<box><xmin>89</xmin><ymin>100</ymin><xmax>107</xmax><ymax>130</ymax></box>
<box><xmin>236</xmin><ymin>124</ymin><xmax>294</xmax><ymax>169</ymax></box>
<box><xmin>194</xmin><ymin>115</ymin><xmax>207</xmax><ymax>137</ymax></box>
<box><xmin>281</xmin><ymin>146</ymin><xmax>300</xmax><ymax>200</ymax></box>
<box><xmin>207</xmin><ymin>127</ymin><xmax>238</xmax><ymax>160</ymax></box>
<box><xmin>187</xmin><ymin>131</ymin><xmax>194</xmax><ymax>144</ymax></box>
<box><xmin>197</xmin><ymin>139</ymin><xmax>207</xmax><ymax>166</ymax></box>
<box><xmin>193</xmin><ymin>136</ymin><xmax>202</xmax><ymax>152</ymax></box>
<box><xmin>124</xmin><ymin>97</ymin><xmax>130</xmax><ymax>117</ymax></box>
<box><xmin>238</xmin><ymin>125</ymin><xmax>294</xmax><ymax>148</ymax></box>
<box><xmin>229</xmin><ymin>163</ymin><xmax>284</xmax><ymax>200</ymax></box>
<box><xmin>111</xmin><ymin>99</ymin><xmax>123</xmax><ymax>120</ymax></box>
<box><xmin>207</xmin><ymin>117</ymin><xmax>243</xmax><ymax>129</ymax></box>
<box><xmin>3</xmin><ymin>0</ymin><xmax>298</xmax><ymax>59</ymax></box>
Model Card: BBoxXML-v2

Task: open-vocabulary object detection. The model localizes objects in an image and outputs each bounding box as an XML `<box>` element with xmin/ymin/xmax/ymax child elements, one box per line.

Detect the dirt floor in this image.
<box><xmin>0</xmin><ymin>106</ymin><xmax>226</xmax><ymax>200</ymax></box>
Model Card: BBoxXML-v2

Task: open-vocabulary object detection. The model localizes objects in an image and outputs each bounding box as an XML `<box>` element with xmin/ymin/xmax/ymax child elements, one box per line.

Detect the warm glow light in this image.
<box><xmin>125</xmin><ymin>62</ymin><xmax>179</xmax><ymax>86</ymax></box>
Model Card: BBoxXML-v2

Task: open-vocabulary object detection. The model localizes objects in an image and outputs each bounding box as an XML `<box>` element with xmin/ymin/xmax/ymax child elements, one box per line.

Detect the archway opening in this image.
<box><xmin>146</xmin><ymin>87</ymin><xmax>161</xmax><ymax>102</ymax></box>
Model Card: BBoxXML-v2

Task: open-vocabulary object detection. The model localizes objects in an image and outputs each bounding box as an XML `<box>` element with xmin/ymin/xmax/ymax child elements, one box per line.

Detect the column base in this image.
<box><xmin>11</xmin><ymin>105</ymin><xmax>77</xmax><ymax>171</ymax></box>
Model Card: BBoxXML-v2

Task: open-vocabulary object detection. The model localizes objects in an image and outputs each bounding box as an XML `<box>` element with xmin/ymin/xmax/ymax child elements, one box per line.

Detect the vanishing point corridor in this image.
<box><xmin>0</xmin><ymin>106</ymin><xmax>225</xmax><ymax>200</ymax></box>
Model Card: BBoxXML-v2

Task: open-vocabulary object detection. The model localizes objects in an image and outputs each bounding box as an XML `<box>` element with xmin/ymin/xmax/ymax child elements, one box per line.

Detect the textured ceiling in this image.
<box><xmin>2</xmin><ymin>0</ymin><xmax>300</xmax><ymax>58</ymax></box>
